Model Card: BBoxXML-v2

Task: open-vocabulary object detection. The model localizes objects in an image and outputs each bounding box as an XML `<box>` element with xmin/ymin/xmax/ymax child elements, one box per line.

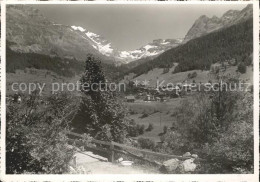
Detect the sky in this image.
<box><xmin>32</xmin><ymin>4</ymin><xmax>247</xmax><ymax>51</ymax></box>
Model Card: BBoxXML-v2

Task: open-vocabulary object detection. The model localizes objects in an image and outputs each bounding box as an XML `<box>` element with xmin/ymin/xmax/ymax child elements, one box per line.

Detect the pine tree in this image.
<box><xmin>72</xmin><ymin>54</ymin><xmax>127</xmax><ymax>143</ymax></box>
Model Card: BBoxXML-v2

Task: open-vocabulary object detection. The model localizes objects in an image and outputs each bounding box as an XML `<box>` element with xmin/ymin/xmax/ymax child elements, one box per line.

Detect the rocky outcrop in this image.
<box><xmin>160</xmin><ymin>158</ymin><xmax>180</xmax><ymax>173</ymax></box>
<box><xmin>184</xmin><ymin>4</ymin><xmax>253</xmax><ymax>42</ymax></box>
<box><xmin>160</xmin><ymin>152</ymin><xmax>199</xmax><ymax>173</ymax></box>
<box><xmin>179</xmin><ymin>158</ymin><xmax>197</xmax><ymax>172</ymax></box>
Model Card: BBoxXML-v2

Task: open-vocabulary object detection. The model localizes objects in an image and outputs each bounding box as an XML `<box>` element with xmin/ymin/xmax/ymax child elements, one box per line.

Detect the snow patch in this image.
<box><xmin>161</xmin><ymin>41</ymin><xmax>170</xmax><ymax>45</ymax></box>
<box><xmin>71</xmin><ymin>26</ymin><xmax>86</xmax><ymax>32</ymax></box>
<box><xmin>86</xmin><ymin>31</ymin><xmax>99</xmax><ymax>38</ymax></box>
<box><xmin>99</xmin><ymin>43</ymin><xmax>113</xmax><ymax>55</ymax></box>
<box><xmin>143</xmin><ymin>45</ymin><xmax>157</xmax><ymax>50</ymax></box>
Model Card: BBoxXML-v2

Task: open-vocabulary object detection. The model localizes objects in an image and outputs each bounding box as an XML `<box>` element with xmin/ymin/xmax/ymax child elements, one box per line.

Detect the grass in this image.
<box><xmin>125</xmin><ymin>98</ymin><xmax>184</xmax><ymax>142</ymax></box>
<box><xmin>6</xmin><ymin>68</ymin><xmax>81</xmax><ymax>96</ymax></box>
<box><xmin>128</xmin><ymin>65</ymin><xmax>253</xmax><ymax>87</ymax></box>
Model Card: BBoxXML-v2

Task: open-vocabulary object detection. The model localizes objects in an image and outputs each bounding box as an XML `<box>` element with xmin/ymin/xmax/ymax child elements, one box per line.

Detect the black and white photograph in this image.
<box><xmin>0</xmin><ymin>1</ymin><xmax>259</xmax><ymax>181</ymax></box>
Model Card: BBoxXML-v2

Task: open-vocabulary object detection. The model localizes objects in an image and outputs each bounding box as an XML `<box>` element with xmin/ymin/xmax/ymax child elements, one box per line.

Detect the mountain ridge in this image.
<box><xmin>184</xmin><ymin>4</ymin><xmax>253</xmax><ymax>42</ymax></box>
<box><xmin>6</xmin><ymin>4</ymin><xmax>253</xmax><ymax>68</ymax></box>
<box><xmin>70</xmin><ymin>25</ymin><xmax>183</xmax><ymax>64</ymax></box>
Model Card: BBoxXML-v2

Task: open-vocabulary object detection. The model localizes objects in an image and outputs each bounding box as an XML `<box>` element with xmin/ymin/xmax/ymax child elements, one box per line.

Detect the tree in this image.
<box><xmin>71</xmin><ymin>54</ymin><xmax>128</xmax><ymax>143</ymax></box>
<box><xmin>160</xmin><ymin>76</ymin><xmax>253</xmax><ymax>173</ymax></box>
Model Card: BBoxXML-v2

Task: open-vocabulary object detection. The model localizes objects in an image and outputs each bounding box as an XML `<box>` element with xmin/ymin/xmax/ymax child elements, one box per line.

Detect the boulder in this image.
<box><xmin>191</xmin><ymin>154</ymin><xmax>198</xmax><ymax>158</ymax></box>
<box><xmin>183</xmin><ymin>152</ymin><xmax>191</xmax><ymax>157</ymax></box>
<box><xmin>116</xmin><ymin>157</ymin><xmax>123</xmax><ymax>163</ymax></box>
<box><xmin>180</xmin><ymin>158</ymin><xmax>197</xmax><ymax>172</ymax></box>
<box><xmin>160</xmin><ymin>158</ymin><xmax>180</xmax><ymax>173</ymax></box>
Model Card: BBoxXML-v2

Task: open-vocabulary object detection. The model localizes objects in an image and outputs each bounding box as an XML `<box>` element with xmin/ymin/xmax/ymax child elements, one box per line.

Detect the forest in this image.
<box><xmin>6</xmin><ymin>42</ymin><xmax>124</xmax><ymax>81</ymax></box>
<box><xmin>125</xmin><ymin>19</ymin><xmax>253</xmax><ymax>77</ymax></box>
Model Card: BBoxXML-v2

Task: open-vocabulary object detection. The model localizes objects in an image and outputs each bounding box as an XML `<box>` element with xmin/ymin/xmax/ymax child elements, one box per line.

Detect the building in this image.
<box><xmin>126</xmin><ymin>95</ymin><xmax>135</xmax><ymax>102</ymax></box>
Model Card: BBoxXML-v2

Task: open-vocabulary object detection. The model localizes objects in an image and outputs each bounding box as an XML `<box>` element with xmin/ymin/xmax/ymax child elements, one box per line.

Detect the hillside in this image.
<box><xmin>6</xmin><ymin>5</ymin><xmax>115</xmax><ymax>65</ymax></box>
<box><xmin>6</xmin><ymin>5</ymin><xmax>182</xmax><ymax>65</ymax></box>
<box><xmin>184</xmin><ymin>4</ymin><xmax>252</xmax><ymax>42</ymax></box>
<box><xmin>126</xmin><ymin>18</ymin><xmax>253</xmax><ymax>78</ymax></box>
<box><xmin>6</xmin><ymin>43</ymin><xmax>123</xmax><ymax>89</ymax></box>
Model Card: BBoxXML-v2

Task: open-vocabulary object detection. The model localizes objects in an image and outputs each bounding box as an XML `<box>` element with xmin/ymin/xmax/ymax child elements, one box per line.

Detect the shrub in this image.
<box><xmin>127</xmin><ymin>120</ymin><xmax>140</xmax><ymax>137</ymax></box>
<box><xmin>140</xmin><ymin>113</ymin><xmax>149</xmax><ymax>118</ymax></box>
<box><xmin>137</xmin><ymin>138</ymin><xmax>156</xmax><ymax>150</ymax></box>
<box><xmin>146</xmin><ymin>123</ymin><xmax>154</xmax><ymax>132</ymax></box>
<box><xmin>163</xmin><ymin>126</ymin><xmax>168</xmax><ymax>134</ymax></box>
<box><xmin>6</xmin><ymin>91</ymin><xmax>78</xmax><ymax>174</ymax></box>
<box><xmin>162</xmin><ymin>67</ymin><xmax>170</xmax><ymax>74</ymax></box>
<box><xmin>188</xmin><ymin>71</ymin><xmax>197</xmax><ymax>79</ymax></box>
<box><xmin>137</xmin><ymin>124</ymin><xmax>145</xmax><ymax>135</ymax></box>
<box><xmin>237</xmin><ymin>62</ymin><xmax>247</xmax><ymax>73</ymax></box>
<box><xmin>160</xmin><ymin>77</ymin><xmax>253</xmax><ymax>173</ymax></box>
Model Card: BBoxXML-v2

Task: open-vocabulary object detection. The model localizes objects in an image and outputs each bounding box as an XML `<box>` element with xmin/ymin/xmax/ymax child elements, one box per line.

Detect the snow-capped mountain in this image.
<box><xmin>118</xmin><ymin>38</ymin><xmax>183</xmax><ymax>63</ymax></box>
<box><xmin>71</xmin><ymin>26</ymin><xmax>115</xmax><ymax>57</ymax></box>
<box><xmin>8</xmin><ymin>5</ymin><xmax>251</xmax><ymax>66</ymax></box>
<box><xmin>6</xmin><ymin>5</ymin><xmax>115</xmax><ymax>65</ymax></box>
<box><xmin>71</xmin><ymin>25</ymin><xmax>182</xmax><ymax>64</ymax></box>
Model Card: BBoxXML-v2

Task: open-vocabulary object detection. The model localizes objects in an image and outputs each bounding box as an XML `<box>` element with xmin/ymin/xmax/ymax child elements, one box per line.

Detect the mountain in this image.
<box><xmin>184</xmin><ymin>4</ymin><xmax>253</xmax><ymax>42</ymax></box>
<box><xmin>71</xmin><ymin>25</ymin><xmax>182</xmax><ymax>64</ymax></box>
<box><xmin>126</xmin><ymin>18</ymin><xmax>253</xmax><ymax>78</ymax></box>
<box><xmin>71</xmin><ymin>25</ymin><xmax>116</xmax><ymax>58</ymax></box>
<box><xmin>118</xmin><ymin>38</ymin><xmax>183</xmax><ymax>63</ymax></box>
<box><xmin>6</xmin><ymin>5</ymin><xmax>115</xmax><ymax>65</ymax></box>
<box><xmin>6</xmin><ymin>5</ymin><xmax>182</xmax><ymax>65</ymax></box>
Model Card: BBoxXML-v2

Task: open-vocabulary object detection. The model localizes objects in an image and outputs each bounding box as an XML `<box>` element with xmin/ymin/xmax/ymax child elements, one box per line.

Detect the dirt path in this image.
<box><xmin>74</xmin><ymin>151</ymin><xmax>154</xmax><ymax>174</ymax></box>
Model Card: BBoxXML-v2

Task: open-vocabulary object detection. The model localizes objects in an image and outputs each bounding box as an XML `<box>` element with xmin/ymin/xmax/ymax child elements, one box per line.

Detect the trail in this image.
<box><xmin>73</xmin><ymin>151</ymin><xmax>155</xmax><ymax>174</ymax></box>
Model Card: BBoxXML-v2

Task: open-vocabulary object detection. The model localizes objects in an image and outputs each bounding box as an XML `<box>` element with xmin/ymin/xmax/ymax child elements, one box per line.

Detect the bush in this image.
<box><xmin>137</xmin><ymin>124</ymin><xmax>145</xmax><ymax>135</ymax></box>
<box><xmin>237</xmin><ymin>62</ymin><xmax>247</xmax><ymax>73</ymax></box>
<box><xmin>140</xmin><ymin>113</ymin><xmax>149</xmax><ymax>118</ymax></box>
<box><xmin>127</xmin><ymin>120</ymin><xmax>145</xmax><ymax>137</ymax></box>
<box><xmin>6</xmin><ymin>92</ymin><xmax>78</xmax><ymax>174</ymax></box>
<box><xmin>162</xmin><ymin>67</ymin><xmax>170</xmax><ymax>74</ymax></box>
<box><xmin>188</xmin><ymin>71</ymin><xmax>197</xmax><ymax>79</ymax></box>
<box><xmin>163</xmin><ymin>126</ymin><xmax>168</xmax><ymax>134</ymax></box>
<box><xmin>160</xmin><ymin>77</ymin><xmax>253</xmax><ymax>173</ymax></box>
<box><xmin>146</xmin><ymin>123</ymin><xmax>154</xmax><ymax>132</ymax></box>
<box><xmin>137</xmin><ymin>138</ymin><xmax>156</xmax><ymax>150</ymax></box>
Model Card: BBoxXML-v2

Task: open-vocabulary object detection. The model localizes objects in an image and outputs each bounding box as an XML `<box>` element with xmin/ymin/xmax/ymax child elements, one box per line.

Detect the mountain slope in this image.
<box><xmin>118</xmin><ymin>39</ymin><xmax>183</xmax><ymax>63</ymax></box>
<box><xmin>71</xmin><ymin>25</ymin><xmax>182</xmax><ymax>64</ymax></box>
<box><xmin>184</xmin><ymin>4</ymin><xmax>252</xmax><ymax>42</ymax></box>
<box><xmin>6</xmin><ymin>41</ymin><xmax>125</xmax><ymax>81</ymax></box>
<box><xmin>126</xmin><ymin>18</ymin><xmax>253</xmax><ymax>77</ymax></box>
<box><xmin>7</xmin><ymin>5</ymin><xmax>182</xmax><ymax>65</ymax></box>
<box><xmin>6</xmin><ymin>5</ymin><xmax>115</xmax><ymax>64</ymax></box>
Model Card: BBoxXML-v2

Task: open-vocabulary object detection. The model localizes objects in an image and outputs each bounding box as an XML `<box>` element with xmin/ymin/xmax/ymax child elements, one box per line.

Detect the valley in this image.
<box><xmin>5</xmin><ymin>4</ymin><xmax>254</xmax><ymax>175</ymax></box>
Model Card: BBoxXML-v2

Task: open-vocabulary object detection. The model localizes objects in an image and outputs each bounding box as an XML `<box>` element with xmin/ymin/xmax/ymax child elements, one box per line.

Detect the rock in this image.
<box><xmin>160</xmin><ymin>158</ymin><xmax>180</xmax><ymax>173</ymax></box>
<box><xmin>116</xmin><ymin>157</ymin><xmax>123</xmax><ymax>163</ymax></box>
<box><xmin>180</xmin><ymin>158</ymin><xmax>197</xmax><ymax>172</ymax></box>
<box><xmin>183</xmin><ymin>152</ymin><xmax>191</xmax><ymax>157</ymax></box>
<box><xmin>191</xmin><ymin>154</ymin><xmax>198</xmax><ymax>158</ymax></box>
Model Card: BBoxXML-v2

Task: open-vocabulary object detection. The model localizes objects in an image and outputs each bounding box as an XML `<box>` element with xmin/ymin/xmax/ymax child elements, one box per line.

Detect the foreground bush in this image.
<box><xmin>160</xmin><ymin>77</ymin><xmax>253</xmax><ymax>173</ymax></box>
<box><xmin>138</xmin><ymin>138</ymin><xmax>156</xmax><ymax>150</ymax></box>
<box><xmin>6</xmin><ymin>92</ymin><xmax>79</xmax><ymax>174</ymax></box>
